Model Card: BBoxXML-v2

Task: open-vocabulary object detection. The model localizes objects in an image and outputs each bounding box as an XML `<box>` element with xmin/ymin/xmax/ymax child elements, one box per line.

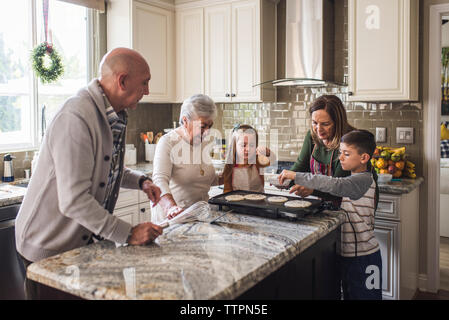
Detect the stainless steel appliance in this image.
<box><xmin>272</xmin><ymin>0</ymin><xmax>338</xmax><ymax>87</ymax></box>
<box><xmin>0</xmin><ymin>204</ymin><xmax>25</xmax><ymax>300</ymax></box>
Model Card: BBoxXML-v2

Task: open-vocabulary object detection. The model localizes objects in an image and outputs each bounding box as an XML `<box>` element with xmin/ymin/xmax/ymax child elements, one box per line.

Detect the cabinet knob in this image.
<box><xmin>231</xmin><ymin>93</ymin><xmax>236</xmax><ymax>97</ymax></box>
<box><xmin>140</xmin><ymin>208</ymin><xmax>146</xmax><ymax>213</ymax></box>
<box><xmin>225</xmin><ymin>93</ymin><xmax>230</xmax><ymax>97</ymax></box>
<box><xmin>348</xmin><ymin>91</ymin><xmax>353</xmax><ymax>96</ymax></box>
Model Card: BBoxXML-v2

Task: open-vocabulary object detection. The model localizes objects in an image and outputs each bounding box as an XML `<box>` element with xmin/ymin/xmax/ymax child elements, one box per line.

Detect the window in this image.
<box><xmin>0</xmin><ymin>0</ymin><xmax>97</xmax><ymax>152</ymax></box>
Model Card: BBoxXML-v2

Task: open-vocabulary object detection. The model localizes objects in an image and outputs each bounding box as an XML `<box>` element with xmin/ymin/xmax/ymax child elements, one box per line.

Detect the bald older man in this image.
<box><xmin>15</xmin><ymin>48</ymin><xmax>163</xmax><ymax>299</ymax></box>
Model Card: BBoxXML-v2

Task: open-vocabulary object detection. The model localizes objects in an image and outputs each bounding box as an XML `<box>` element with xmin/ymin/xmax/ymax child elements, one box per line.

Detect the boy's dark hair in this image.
<box><xmin>341</xmin><ymin>130</ymin><xmax>376</xmax><ymax>157</ymax></box>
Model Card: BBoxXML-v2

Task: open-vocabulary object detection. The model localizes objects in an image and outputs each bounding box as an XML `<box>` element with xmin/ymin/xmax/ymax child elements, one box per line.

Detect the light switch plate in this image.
<box><xmin>376</xmin><ymin>127</ymin><xmax>387</xmax><ymax>143</ymax></box>
<box><xmin>396</xmin><ymin>127</ymin><xmax>414</xmax><ymax>144</ymax></box>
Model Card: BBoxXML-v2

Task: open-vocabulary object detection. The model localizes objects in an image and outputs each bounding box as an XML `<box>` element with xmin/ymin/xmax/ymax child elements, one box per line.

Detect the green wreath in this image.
<box><xmin>31</xmin><ymin>42</ymin><xmax>64</xmax><ymax>84</ymax></box>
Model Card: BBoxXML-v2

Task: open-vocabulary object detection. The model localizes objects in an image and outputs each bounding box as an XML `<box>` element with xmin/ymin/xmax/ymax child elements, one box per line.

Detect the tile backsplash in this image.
<box><xmin>216</xmin><ymin>87</ymin><xmax>422</xmax><ymax>174</ymax></box>
<box><xmin>0</xmin><ymin>151</ymin><xmax>34</xmax><ymax>181</ymax></box>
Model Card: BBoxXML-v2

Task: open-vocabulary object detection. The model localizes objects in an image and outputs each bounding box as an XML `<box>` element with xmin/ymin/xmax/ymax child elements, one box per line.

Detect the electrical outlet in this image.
<box><xmin>396</xmin><ymin>127</ymin><xmax>414</xmax><ymax>144</ymax></box>
<box><xmin>376</xmin><ymin>127</ymin><xmax>387</xmax><ymax>143</ymax></box>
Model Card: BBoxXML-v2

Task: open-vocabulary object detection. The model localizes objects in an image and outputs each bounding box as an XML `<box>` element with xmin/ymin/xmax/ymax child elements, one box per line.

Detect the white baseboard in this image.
<box><xmin>418</xmin><ymin>274</ymin><xmax>434</xmax><ymax>293</ymax></box>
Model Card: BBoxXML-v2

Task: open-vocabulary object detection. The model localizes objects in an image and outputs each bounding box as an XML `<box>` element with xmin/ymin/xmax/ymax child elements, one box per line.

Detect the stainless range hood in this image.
<box><xmin>273</xmin><ymin>0</ymin><xmax>339</xmax><ymax>87</ymax></box>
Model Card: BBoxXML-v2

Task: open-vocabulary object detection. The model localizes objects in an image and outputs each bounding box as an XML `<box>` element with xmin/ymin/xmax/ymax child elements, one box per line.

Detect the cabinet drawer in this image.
<box><xmin>116</xmin><ymin>189</ymin><xmax>139</xmax><ymax>209</ymax></box>
<box><xmin>376</xmin><ymin>194</ymin><xmax>400</xmax><ymax>221</ymax></box>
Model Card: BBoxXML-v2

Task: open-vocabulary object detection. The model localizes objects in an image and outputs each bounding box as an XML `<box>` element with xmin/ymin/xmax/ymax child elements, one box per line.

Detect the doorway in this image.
<box><xmin>440</xmin><ymin>15</ymin><xmax>449</xmax><ymax>293</ymax></box>
<box><xmin>427</xmin><ymin>4</ymin><xmax>449</xmax><ymax>294</ymax></box>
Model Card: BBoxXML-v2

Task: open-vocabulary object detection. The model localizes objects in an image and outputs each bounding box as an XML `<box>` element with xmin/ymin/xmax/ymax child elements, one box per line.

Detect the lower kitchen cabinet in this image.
<box><xmin>114</xmin><ymin>204</ymin><xmax>140</xmax><ymax>226</ymax></box>
<box><xmin>374</xmin><ymin>187</ymin><xmax>420</xmax><ymax>300</ymax></box>
<box><xmin>113</xmin><ymin>188</ymin><xmax>152</xmax><ymax>226</ymax></box>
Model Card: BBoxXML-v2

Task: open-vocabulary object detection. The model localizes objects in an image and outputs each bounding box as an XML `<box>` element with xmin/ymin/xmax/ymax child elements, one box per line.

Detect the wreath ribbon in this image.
<box><xmin>31</xmin><ymin>0</ymin><xmax>63</xmax><ymax>83</ymax></box>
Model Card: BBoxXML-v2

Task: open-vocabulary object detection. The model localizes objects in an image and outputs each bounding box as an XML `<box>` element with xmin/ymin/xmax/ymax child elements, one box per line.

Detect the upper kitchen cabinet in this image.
<box><xmin>107</xmin><ymin>0</ymin><xmax>175</xmax><ymax>103</ymax></box>
<box><xmin>176</xmin><ymin>7</ymin><xmax>205</xmax><ymax>102</ymax></box>
<box><xmin>176</xmin><ymin>0</ymin><xmax>276</xmax><ymax>103</ymax></box>
<box><xmin>348</xmin><ymin>0</ymin><xmax>419</xmax><ymax>101</ymax></box>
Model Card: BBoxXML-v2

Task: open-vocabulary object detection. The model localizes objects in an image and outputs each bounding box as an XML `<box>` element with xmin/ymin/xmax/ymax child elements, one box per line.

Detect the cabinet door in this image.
<box><xmin>348</xmin><ymin>0</ymin><xmax>418</xmax><ymax>101</ymax></box>
<box><xmin>114</xmin><ymin>204</ymin><xmax>140</xmax><ymax>227</ymax></box>
<box><xmin>374</xmin><ymin>220</ymin><xmax>400</xmax><ymax>300</ymax></box>
<box><xmin>116</xmin><ymin>189</ymin><xmax>139</xmax><ymax>210</ymax></box>
<box><xmin>205</xmin><ymin>4</ymin><xmax>232</xmax><ymax>103</ymax></box>
<box><xmin>176</xmin><ymin>8</ymin><xmax>204</xmax><ymax>102</ymax></box>
<box><xmin>231</xmin><ymin>0</ymin><xmax>260</xmax><ymax>102</ymax></box>
<box><xmin>133</xmin><ymin>2</ymin><xmax>175</xmax><ymax>103</ymax></box>
<box><xmin>139</xmin><ymin>202</ymin><xmax>152</xmax><ymax>223</ymax></box>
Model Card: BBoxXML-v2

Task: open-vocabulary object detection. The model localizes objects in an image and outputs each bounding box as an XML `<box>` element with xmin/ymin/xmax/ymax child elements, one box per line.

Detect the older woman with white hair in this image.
<box><xmin>151</xmin><ymin>94</ymin><xmax>221</xmax><ymax>223</ymax></box>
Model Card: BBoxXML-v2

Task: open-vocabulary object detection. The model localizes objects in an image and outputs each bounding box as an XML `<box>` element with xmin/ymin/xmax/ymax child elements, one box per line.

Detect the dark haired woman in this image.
<box><xmin>289</xmin><ymin>95</ymin><xmax>356</xmax><ymax>204</ymax></box>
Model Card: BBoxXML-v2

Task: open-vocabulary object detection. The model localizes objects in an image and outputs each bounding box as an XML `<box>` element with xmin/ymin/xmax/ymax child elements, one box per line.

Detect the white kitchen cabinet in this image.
<box><xmin>204</xmin><ymin>0</ymin><xmax>276</xmax><ymax>103</ymax></box>
<box><xmin>374</xmin><ymin>219</ymin><xmax>400</xmax><ymax>299</ymax></box>
<box><xmin>174</xmin><ymin>0</ymin><xmax>275</xmax><ymax>103</ymax></box>
<box><xmin>204</xmin><ymin>4</ymin><xmax>232</xmax><ymax>102</ymax></box>
<box><xmin>114</xmin><ymin>204</ymin><xmax>141</xmax><ymax>226</ymax></box>
<box><xmin>348</xmin><ymin>0</ymin><xmax>419</xmax><ymax>101</ymax></box>
<box><xmin>107</xmin><ymin>0</ymin><xmax>175</xmax><ymax>103</ymax></box>
<box><xmin>176</xmin><ymin>7</ymin><xmax>204</xmax><ymax>102</ymax></box>
<box><xmin>374</xmin><ymin>187</ymin><xmax>420</xmax><ymax>300</ymax></box>
<box><xmin>114</xmin><ymin>188</ymin><xmax>152</xmax><ymax>226</ymax></box>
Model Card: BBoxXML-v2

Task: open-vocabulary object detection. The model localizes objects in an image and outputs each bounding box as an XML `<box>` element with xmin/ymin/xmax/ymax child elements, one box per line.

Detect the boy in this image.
<box><xmin>279</xmin><ymin>130</ymin><xmax>382</xmax><ymax>300</ymax></box>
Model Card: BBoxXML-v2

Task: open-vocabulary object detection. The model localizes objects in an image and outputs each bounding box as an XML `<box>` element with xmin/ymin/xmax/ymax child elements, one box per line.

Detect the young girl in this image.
<box><xmin>222</xmin><ymin>124</ymin><xmax>274</xmax><ymax>193</ymax></box>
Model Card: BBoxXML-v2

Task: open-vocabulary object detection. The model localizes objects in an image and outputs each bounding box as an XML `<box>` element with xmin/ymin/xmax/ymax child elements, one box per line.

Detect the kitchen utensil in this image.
<box><xmin>159</xmin><ymin>201</ymin><xmax>211</xmax><ymax>228</ymax></box>
<box><xmin>147</xmin><ymin>131</ymin><xmax>154</xmax><ymax>144</ymax></box>
<box><xmin>140</xmin><ymin>132</ymin><xmax>148</xmax><ymax>143</ymax></box>
<box><xmin>209</xmin><ymin>210</ymin><xmax>233</xmax><ymax>224</ymax></box>
<box><xmin>154</xmin><ymin>132</ymin><xmax>163</xmax><ymax>144</ymax></box>
<box><xmin>267</xmin><ymin>174</ymin><xmax>292</xmax><ymax>189</ymax></box>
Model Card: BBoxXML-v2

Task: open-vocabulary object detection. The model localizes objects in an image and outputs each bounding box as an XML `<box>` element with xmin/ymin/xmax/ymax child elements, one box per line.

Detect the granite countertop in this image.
<box><xmin>127</xmin><ymin>162</ymin><xmax>153</xmax><ymax>175</ymax></box>
<box><xmin>377</xmin><ymin>177</ymin><xmax>424</xmax><ymax>195</ymax></box>
<box><xmin>26</xmin><ymin>208</ymin><xmax>345</xmax><ymax>300</ymax></box>
<box><xmin>0</xmin><ymin>179</ymin><xmax>28</xmax><ymax>207</ymax></box>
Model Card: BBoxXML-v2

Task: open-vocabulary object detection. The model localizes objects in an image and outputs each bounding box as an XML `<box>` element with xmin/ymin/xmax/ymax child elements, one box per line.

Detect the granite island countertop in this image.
<box><xmin>26</xmin><ymin>208</ymin><xmax>345</xmax><ymax>300</ymax></box>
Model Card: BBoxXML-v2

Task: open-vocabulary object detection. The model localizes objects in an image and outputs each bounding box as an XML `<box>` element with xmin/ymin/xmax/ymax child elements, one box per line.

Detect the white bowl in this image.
<box><xmin>378</xmin><ymin>173</ymin><xmax>392</xmax><ymax>184</ymax></box>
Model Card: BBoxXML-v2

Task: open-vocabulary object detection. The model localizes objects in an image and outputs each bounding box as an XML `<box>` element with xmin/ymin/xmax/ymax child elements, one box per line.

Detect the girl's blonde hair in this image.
<box><xmin>309</xmin><ymin>95</ymin><xmax>356</xmax><ymax>150</ymax></box>
<box><xmin>222</xmin><ymin>124</ymin><xmax>261</xmax><ymax>193</ymax></box>
<box><xmin>224</xmin><ymin>124</ymin><xmax>259</xmax><ymax>165</ymax></box>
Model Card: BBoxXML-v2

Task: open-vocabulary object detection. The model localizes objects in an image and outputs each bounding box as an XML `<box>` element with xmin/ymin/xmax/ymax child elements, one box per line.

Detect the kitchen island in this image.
<box><xmin>26</xmin><ymin>208</ymin><xmax>344</xmax><ymax>300</ymax></box>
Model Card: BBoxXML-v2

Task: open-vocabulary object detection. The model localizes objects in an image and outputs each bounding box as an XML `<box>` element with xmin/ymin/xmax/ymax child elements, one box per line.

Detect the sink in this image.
<box><xmin>14</xmin><ymin>182</ymin><xmax>28</xmax><ymax>188</ymax></box>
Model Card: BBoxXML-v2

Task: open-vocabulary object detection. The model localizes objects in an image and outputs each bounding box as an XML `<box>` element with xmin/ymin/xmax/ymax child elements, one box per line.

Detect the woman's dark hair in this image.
<box><xmin>309</xmin><ymin>95</ymin><xmax>356</xmax><ymax>150</ymax></box>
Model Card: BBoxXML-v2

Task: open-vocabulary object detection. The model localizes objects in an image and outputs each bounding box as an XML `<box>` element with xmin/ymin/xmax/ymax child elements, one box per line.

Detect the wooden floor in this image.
<box><xmin>441</xmin><ymin>237</ymin><xmax>449</xmax><ymax>292</ymax></box>
<box><xmin>411</xmin><ymin>237</ymin><xmax>449</xmax><ymax>300</ymax></box>
<box><xmin>414</xmin><ymin>289</ymin><xmax>449</xmax><ymax>300</ymax></box>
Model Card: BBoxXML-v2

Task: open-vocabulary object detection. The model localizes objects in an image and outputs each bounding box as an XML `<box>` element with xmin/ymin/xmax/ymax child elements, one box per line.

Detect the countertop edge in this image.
<box><xmin>211</xmin><ymin>211</ymin><xmax>344</xmax><ymax>299</ymax></box>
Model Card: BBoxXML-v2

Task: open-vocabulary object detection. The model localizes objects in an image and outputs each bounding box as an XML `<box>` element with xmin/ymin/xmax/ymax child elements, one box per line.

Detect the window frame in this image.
<box><xmin>0</xmin><ymin>0</ymin><xmax>98</xmax><ymax>153</ymax></box>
